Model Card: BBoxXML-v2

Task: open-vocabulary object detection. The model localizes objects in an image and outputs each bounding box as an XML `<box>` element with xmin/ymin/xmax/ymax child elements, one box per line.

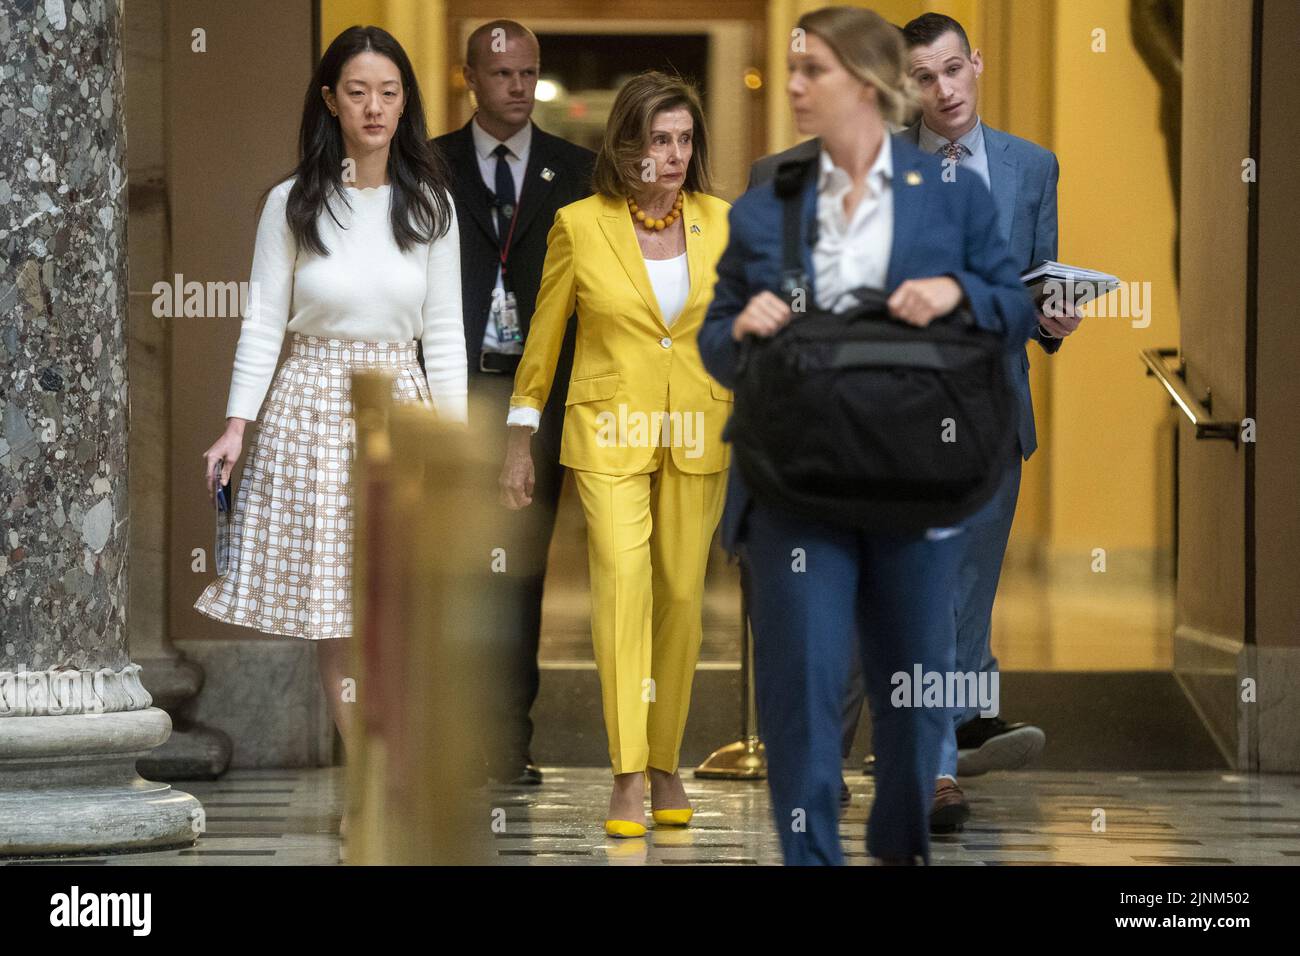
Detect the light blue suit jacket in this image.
<box><xmin>902</xmin><ymin>122</ymin><xmax>1061</xmax><ymax>458</ymax></box>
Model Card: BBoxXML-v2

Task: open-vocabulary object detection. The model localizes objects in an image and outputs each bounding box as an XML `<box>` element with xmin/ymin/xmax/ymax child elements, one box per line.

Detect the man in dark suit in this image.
<box><xmin>747</xmin><ymin>13</ymin><xmax>1081</xmax><ymax>828</ymax></box>
<box><xmin>432</xmin><ymin>19</ymin><xmax>594</xmax><ymax>785</ymax></box>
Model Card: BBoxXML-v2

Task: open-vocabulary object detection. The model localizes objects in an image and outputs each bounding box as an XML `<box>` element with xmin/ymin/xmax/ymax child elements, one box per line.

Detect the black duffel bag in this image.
<box><xmin>728</xmin><ymin>159</ymin><xmax>1017</xmax><ymax>534</ymax></box>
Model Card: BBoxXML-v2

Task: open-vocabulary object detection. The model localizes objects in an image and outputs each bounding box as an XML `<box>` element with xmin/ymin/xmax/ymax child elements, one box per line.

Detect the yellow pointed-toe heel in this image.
<box><xmin>604</xmin><ymin>771</ymin><xmax>649</xmax><ymax>838</ymax></box>
<box><xmin>651</xmin><ymin>808</ymin><xmax>693</xmax><ymax>827</ymax></box>
<box><xmin>604</xmin><ymin>819</ymin><xmax>648</xmax><ymax>838</ymax></box>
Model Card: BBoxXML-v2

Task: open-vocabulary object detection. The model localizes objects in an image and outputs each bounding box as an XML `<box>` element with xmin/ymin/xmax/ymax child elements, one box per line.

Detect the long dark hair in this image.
<box><xmin>281</xmin><ymin>25</ymin><xmax>452</xmax><ymax>255</ymax></box>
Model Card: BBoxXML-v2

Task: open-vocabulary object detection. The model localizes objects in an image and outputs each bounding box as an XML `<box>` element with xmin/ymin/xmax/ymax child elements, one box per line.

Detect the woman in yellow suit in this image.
<box><xmin>500</xmin><ymin>71</ymin><xmax>732</xmax><ymax>837</ymax></box>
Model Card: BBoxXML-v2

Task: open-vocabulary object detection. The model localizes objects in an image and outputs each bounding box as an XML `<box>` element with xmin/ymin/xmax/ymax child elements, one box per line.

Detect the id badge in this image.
<box><xmin>491</xmin><ymin>290</ymin><xmax>524</xmax><ymax>354</ymax></box>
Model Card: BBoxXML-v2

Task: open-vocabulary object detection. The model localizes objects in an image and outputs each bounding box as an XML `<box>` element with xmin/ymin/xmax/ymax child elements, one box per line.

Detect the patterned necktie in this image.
<box><xmin>492</xmin><ymin>143</ymin><xmax>516</xmax><ymax>243</ymax></box>
<box><xmin>941</xmin><ymin>140</ymin><xmax>967</xmax><ymax>165</ymax></box>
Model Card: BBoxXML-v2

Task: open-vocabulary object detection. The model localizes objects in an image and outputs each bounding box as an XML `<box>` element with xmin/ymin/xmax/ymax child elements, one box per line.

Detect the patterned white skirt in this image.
<box><xmin>194</xmin><ymin>333</ymin><xmax>432</xmax><ymax>640</ymax></box>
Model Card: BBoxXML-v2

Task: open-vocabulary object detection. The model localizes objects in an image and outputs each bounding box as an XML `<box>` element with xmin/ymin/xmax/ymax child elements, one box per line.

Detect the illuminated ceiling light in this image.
<box><xmin>535</xmin><ymin>79</ymin><xmax>561</xmax><ymax>102</ymax></box>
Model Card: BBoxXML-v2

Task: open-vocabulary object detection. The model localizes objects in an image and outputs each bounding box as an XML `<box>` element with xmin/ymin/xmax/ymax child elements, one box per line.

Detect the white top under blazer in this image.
<box><xmin>506</xmin><ymin>251</ymin><xmax>693</xmax><ymax>434</ymax></box>
<box><xmin>224</xmin><ymin>179</ymin><xmax>468</xmax><ymax>424</ymax></box>
<box><xmin>644</xmin><ymin>252</ymin><xmax>690</xmax><ymax>327</ymax></box>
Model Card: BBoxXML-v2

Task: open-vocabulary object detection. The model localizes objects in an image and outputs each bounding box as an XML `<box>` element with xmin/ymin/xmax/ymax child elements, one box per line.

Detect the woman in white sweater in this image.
<box><xmin>195</xmin><ymin>26</ymin><xmax>466</xmax><ymax>750</ymax></box>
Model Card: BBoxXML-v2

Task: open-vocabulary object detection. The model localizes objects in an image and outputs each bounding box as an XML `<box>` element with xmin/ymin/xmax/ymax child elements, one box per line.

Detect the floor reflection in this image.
<box><xmin>15</xmin><ymin>766</ymin><xmax>1293</xmax><ymax>866</ymax></box>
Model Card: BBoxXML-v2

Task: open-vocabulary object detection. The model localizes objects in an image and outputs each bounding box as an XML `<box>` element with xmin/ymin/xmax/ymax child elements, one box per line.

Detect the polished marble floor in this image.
<box><xmin>8</xmin><ymin>766</ymin><xmax>1298</xmax><ymax>866</ymax></box>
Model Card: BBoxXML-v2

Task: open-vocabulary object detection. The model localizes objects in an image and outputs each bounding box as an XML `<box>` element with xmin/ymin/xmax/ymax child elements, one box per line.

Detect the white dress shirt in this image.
<box><xmin>479</xmin><ymin>120</ymin><xmax>551</xmax><ymax>432</ymax></box>
<box><xmin>813</xmin><ymin>138</ymin><xmax>894</xmax><ymax>313</ymax></box>
<box><xmin>471</xmin><ymin>117</ymin><xmax>532</xmax><ymax>354</ymax></box>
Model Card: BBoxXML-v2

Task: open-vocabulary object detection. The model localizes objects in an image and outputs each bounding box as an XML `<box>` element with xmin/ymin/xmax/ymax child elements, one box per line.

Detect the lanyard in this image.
<box><xmin>498</xmin><ymin>196</ymin><xmax>521</xmax><ymax>280</ymax></box>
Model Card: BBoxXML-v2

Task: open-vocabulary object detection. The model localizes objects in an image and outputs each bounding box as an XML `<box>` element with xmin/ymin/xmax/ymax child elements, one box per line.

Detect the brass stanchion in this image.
<box><xmin>694</xmin><ymin>561</ymin><xmax>766</xmax><ymax>779</ymax></box>
<box><xmin>347</xmin><ymin>373</ymin><xmax>391</xmax><ymax>865</ymax></box>
<box><xmin>348</xmin><ymin>375</ymin><xmax>500</xmax><ymax>865</ymax></box>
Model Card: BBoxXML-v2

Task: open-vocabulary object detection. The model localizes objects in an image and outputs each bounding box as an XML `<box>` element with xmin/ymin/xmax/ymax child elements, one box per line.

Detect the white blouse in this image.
<box><xmin>644</xmin><ymin>252</ymin><xmax>690</xmax><ymax>327</ymax></box>
<box><xmin>813</xmin><ymin>141</ymin><xmax>894</xmax><ymax>314</ymax></box>
<box><xmin>224</xmin><ymin>178</ymin><xmax>468</xmax><ymax>424</ymax></box>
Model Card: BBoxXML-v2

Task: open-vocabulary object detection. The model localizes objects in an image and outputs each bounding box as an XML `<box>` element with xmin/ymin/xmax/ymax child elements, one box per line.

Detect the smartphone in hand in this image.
<box><xmin>214</xmin><ymin>459</ymin><xmax>231</xmax><ymax>512</ymax></box>
<box><xmin>213</xmin><ymin>459</ymin><xmax>235</xmax><ymax>574</ymax></box>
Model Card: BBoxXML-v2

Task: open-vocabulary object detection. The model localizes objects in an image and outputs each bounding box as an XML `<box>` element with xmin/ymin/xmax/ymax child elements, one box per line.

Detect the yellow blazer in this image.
<box><xmin>511</xmin><ymin>190</ymin><xmax>733</xmax><ymax>476</ymax></box>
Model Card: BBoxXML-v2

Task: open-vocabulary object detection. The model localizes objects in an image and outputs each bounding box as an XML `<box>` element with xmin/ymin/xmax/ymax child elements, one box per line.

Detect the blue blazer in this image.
<box><xmin>697</xmin><ymin>134</ymin><xmax>1037</xmax><ymax>553</ymax></box>
<box><xmin>902</xmin><ymin>122</ymin><xmax>1061</xmax><ymax>457</ymax></box>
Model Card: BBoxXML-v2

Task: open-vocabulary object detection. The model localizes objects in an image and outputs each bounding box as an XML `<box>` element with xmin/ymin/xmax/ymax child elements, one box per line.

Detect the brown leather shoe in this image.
<box><xmin>930</xmin><ymin>778</ymin><xmax>970</xmax><ymax>833</ymax></box>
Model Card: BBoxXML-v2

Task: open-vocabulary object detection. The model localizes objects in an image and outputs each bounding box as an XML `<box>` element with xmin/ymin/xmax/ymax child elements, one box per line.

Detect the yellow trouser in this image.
<box><xmin>573</xmin><ymin>450</ymin><xmax>727</xmax><ymax>775</ymax></box>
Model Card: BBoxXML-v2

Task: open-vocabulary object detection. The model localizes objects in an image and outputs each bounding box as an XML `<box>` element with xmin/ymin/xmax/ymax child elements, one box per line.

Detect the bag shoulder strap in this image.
<box><xmin>773</xmin><ymin>157</ymin><xmax>815</xmax><ymax>299</ymax></box>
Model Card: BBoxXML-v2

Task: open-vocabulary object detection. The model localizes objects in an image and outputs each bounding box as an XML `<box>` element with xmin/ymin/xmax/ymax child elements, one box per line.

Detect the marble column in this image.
<box><xmin>0</xmin><ymin>0</ymin><xmax>201</xmax><ymax>854</ymax></box>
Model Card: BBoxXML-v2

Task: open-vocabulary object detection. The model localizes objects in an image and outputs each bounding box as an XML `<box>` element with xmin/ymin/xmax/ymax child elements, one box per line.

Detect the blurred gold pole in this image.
<box><xmin>694</xmin><ymin>562</ymin><xmax>766</xmax><ymax>779</ymax></box>
<box><xmin>347</xmin><ymin>373</ymin><xmax>392</xmax><ymax>865</ymax></box>
<box><xmin>349</xmin><ymin>373</ymin><xmax>501</xmax><ymax>864</ymax></box>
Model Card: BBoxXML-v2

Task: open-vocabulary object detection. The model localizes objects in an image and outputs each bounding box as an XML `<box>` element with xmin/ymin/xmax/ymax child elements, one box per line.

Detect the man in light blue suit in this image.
<box><xmin>748</xmin><ymin>12</ymin><xmax>1083</xmax><ymax>830</ymax></box>
<box><xmin>900</xmin><ymin>11</ymin><xmax>1083</xmax><ymax>805</ymax></box>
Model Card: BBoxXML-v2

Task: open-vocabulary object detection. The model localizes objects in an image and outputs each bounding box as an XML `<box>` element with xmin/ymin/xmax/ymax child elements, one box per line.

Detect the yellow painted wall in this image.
<box><xmin>1047</xmin><ymin>0</ymin><xmax>1179</xmax><ymax>562</ymax></box>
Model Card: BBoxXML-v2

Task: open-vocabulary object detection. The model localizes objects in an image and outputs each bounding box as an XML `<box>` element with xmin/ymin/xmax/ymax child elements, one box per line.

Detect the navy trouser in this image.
<box><xmin>742</xmin><ymin>500</ymin><xmax>963</xmax><ymax>865</ymax></box>
<box><xmin>840</xmin><ymin>456</ymin><xmax>1022</xmax><ymax>778</ymax></box>
<box><xmin>945</xmin><ymin>458</ymin><xmax>1021</xmax><ymax>731</ymax></box>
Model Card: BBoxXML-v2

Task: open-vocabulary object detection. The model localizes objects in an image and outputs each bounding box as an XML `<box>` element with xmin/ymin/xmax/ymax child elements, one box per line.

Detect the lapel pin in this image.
<box><xmin>540</xmin><ymin>167</ymin><xmax>555</xmax><ymax>181</ymax></box>
<box><xmin>906</xmin><ymin>171</ymin><xmax>922</xmax><ymax>186</ymax></box>
<box><xmin>690</xmin><ymin>224</ymin><xmax>701</xmax><ymax>234</ymax></box>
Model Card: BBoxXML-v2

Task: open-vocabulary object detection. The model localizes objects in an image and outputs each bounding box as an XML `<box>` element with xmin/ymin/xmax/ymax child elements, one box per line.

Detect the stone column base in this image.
<box><xmin>137</xmin><ymin>722</ymin><xmax>233</xmax><ymax>781</ymax></box>
<box><xmin>136</xmin><ymin>655</ymin><xmax>232</xmax><ymax>780</ymax></box>
<box><xmin>0</xmin><ymin>708</ymin><xmax>203</xmax><ymax>857</ymax></box>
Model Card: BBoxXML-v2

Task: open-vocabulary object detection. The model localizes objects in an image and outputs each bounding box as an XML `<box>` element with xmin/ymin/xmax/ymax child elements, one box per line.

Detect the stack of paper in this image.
<box><xmin>1020</xmin><ymin>260</ymin><xmax>1122</xmax><ymax>309</ymax></box>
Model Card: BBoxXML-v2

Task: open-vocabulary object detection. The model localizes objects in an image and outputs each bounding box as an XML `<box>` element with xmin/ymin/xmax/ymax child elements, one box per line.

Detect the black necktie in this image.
<box><xmin>492</xmin><ymin>143</ymin><xmax>516</xmax><ymax>244</ymax></box>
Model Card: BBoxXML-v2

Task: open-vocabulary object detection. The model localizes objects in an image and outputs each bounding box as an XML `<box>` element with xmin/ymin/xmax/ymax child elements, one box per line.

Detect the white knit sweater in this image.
<box><xmin>224</xmin><ymin>178</ymin><xmax>468</xmax><ymax>424</ymax></box>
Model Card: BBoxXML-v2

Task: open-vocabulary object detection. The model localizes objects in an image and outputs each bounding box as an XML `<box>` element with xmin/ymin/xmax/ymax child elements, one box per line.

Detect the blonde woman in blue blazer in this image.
<box><xmin>697</xmin><ymin>6</ymin><xmax>1036</xmax><ymax>865</ymax></box>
